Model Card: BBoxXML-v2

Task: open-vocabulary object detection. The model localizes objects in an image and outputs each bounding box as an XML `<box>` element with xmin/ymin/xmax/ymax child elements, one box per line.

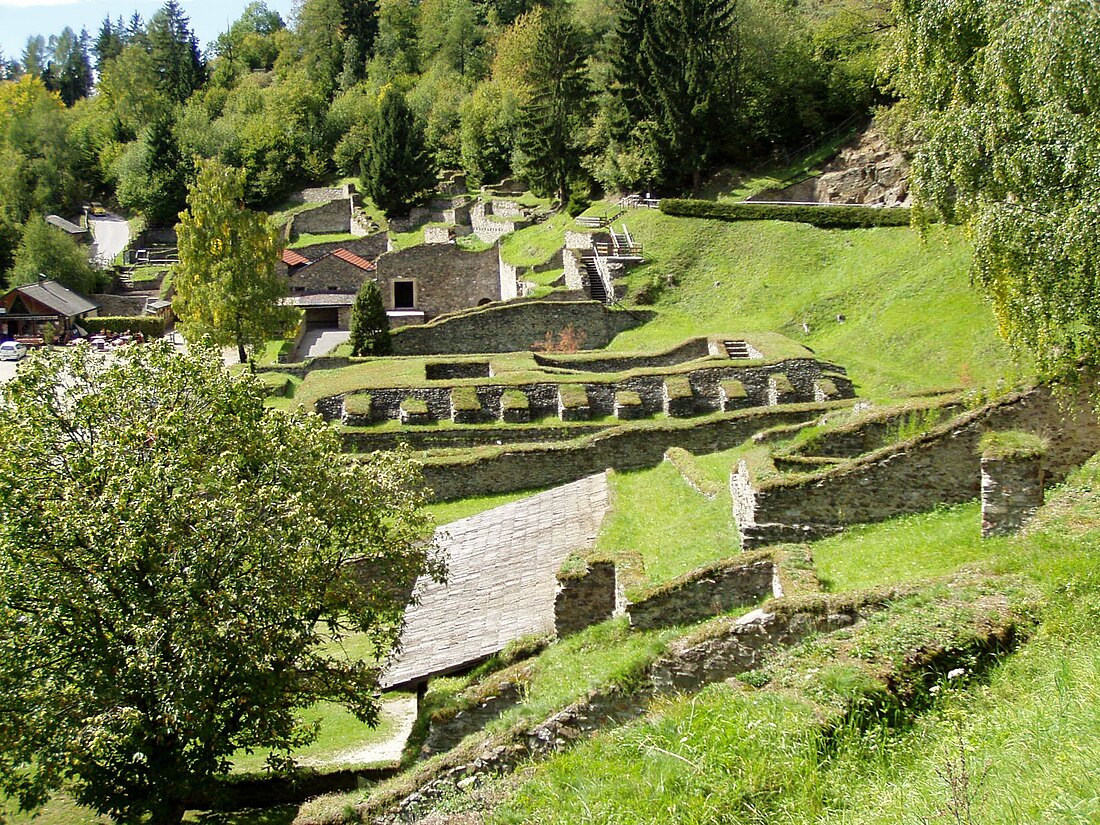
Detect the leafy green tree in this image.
<box><xmin>349</xmin><ymin>278</ymin><xmax>392</xmax><ymax>355</ymax></box>
<box><xmin>893</xmin><ymin>0</ymin><xmax>1100</xmax><ymax>378</ymax></box>
<box><xmin>0</xmin><ymin>341</ymin><xmax>440</xmax><ymax>825</ymax></box>
<box><xmin>113</xmin><ymin>113</ymin><xmax>190</xmax><ymax>226</ymax></box>
<box><xmin>360</xmin><ymin>85</ymin><xmax>434</xmax><ymax>217</ymax></box>
<box><xmin>513</xmin><ymin>11</ymin><xmax>593</xmax><ymax>202</ymax></box>
<box><xmin>175</xmin><ymin>159</ymin><xmax>295</xmax><ymax>363</ymax></box>
<box><xmin>9</xmin><ymin>217</ymin><xmax>97</xmax><ymax>295</ymax></box>
<box><xmin>459</xmin><ymin>80</ymin><xmax>520</xmax><ymax>185</ymax></box>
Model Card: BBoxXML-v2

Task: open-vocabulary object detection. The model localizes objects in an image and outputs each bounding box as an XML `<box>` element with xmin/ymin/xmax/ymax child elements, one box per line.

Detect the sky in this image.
<box><xmin>0</xmin><ymin>0</ymin><xmax>297</xmax><ymax>64</ymax></box>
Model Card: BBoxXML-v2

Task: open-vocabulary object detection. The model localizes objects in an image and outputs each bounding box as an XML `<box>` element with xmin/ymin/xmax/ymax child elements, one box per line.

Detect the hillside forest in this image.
<box><xmin>0</xmin><ymin>0</ymin><xmax>887</xmax><ymax>282</ymax></box>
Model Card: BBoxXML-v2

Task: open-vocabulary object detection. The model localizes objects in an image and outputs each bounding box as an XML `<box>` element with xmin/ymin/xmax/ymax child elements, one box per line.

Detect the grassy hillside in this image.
<box><xmin>480</xmin><ymin>458</ymin><xmax>1100</xmax><ymax>824</ymax></box>
<box><xmin>609</xmin><ymin>211</ymin><xmax>1027</xmax><ymax>398</ymax></box>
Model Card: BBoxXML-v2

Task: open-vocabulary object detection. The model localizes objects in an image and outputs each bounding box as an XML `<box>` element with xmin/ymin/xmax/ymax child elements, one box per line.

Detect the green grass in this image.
<box><xmin>595</xmin><ymin>463</ymin><xmax>739</xmax><ymax>590</ymax></box>
<box><xmin>127</xmin><ymin>264</ymin><xmax>168</xmax><ymax>282</ymax></box>
<box><xmin>812</xmin><ymin>502</ymin><xmax>999</xmax><ymax>592</ymax></box>
<box><xmin>605</xmin><ymin>211</ymin><xmax>1027</xmax><ymax>398</ymax></box>
<box><xmin>230</xmin><ymin>699</ymin><xmax>402</xmax><ymax>773</ymax></box>
<box><xmin>498</xmin><ymin>212</ymin><xmax>575</xmax><ymax>267</ymax></box>
<box><xmin>422</xmin><ymin>618</ymin><xmax>679</xmax><ymax>736</ymax></box>
<box><xmin>425</xmin><ymin>488</ymin><xmax>551</xmax><ymax>525</ymax></box>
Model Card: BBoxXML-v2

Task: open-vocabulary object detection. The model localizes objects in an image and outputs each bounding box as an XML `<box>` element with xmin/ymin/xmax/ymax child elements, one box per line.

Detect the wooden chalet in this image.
<box><xmin>0</xmin><ymin>279</ymin><xmax>99</xmax><ymax>344</ymax></box>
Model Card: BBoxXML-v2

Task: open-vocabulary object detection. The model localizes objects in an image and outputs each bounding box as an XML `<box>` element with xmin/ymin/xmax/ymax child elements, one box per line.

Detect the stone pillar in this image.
<box><xmin>981</xmin><ymin>455</ymin><xmax>1044</xmax><ymax>537</ymax></box>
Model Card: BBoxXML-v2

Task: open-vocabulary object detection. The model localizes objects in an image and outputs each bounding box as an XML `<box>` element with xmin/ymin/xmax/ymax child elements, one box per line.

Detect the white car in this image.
<box><xmin>0</xmin><ymin>341</ymin><xmax>28</xmax><ymax>361</ymax></box>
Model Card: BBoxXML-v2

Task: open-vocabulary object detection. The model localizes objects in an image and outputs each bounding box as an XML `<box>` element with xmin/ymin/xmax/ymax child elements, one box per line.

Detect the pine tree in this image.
<box><xmin>49</xmin><ymin>27</ymin><xmax>93</xmax><ymax>106</ymax></box>
<box><xmin>609</xmin><ymin>0</ymin><xmax>654</xmax><ymax>129</ymax></box>
<box><xmin>339</xmin><ymin>0</ymin><xmax>379</xmax><ymax>79</ymax></box>
<box><xmin>93</xmin><ymin>17</ymin><xmax>125</xmax><ymax>73</ymax></box>
<box><xmin>360</xmin><ymin>87</ymin><xmax>434</xmax><ymax>218</ymax></box>
<box><xmin>514</xmin><ymin>13</ymin><xmax>592</xmax><ymax>202</ymax></box>
<box><xmin>148</xmin><ymin>0</ymin><xmax>205</xmax><ymax>103</ymax></box>
<box><xmin>349</xmin><ymin>279</ymin><xmax>391</xmax><ymax>356</ymax></box>
<box><xmin>643</xmin><ymin>0</ymin><xmax>736</xmax><ymax>189</ymax></box>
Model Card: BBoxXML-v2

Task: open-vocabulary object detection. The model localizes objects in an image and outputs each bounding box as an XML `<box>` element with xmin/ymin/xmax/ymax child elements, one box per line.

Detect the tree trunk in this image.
<box><xmin>148</xmin><ymin>798</ymin><xmax>187</xmax><ymax>825</ymax></box>
<box><xmin>237</xmin><ymin>340</ymin><xmax>248</xmax><ymax>366</ymax></box>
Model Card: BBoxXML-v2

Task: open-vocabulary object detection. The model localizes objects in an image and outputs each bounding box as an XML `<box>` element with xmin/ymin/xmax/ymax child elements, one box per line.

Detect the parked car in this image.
<box><xmin>90</xmin><ymin>202</ymin><xmax>106</xmax><ymax>216</ymax></box>
<box><xmin>0</xmin><ymin>341</ymin><xmax>28</xmax><ymax>361</ymax></box>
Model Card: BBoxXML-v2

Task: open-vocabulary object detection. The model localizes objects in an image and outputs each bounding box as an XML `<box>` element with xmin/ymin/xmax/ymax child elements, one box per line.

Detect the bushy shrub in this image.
<box><xmin>660</xmin><ymin>199</ymin><xmax>912</xmax><ymax>229</ymax></box>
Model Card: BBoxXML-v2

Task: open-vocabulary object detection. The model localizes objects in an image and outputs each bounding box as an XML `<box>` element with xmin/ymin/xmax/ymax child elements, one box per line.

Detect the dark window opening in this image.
<box><xmin>477</xmin><ymin>298</ymin><xmax>492</xmax><ymax>306</ymax></box>
<box><xmin>393</xmin><ymin>281</ymin><xmax>415</xmax><ymax>309</ymax></box>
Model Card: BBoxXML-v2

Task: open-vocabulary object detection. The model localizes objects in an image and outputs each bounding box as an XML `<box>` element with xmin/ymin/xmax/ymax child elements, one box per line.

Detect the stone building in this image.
<box><xmin>372</xmin><ymin>244</ymin><xmax>503</xmax><ymax>327</ymax></box>
<box><xmin>283</xmin><ymin>247</ymin><xmax>376</xmax><ymax>330</ymax></box>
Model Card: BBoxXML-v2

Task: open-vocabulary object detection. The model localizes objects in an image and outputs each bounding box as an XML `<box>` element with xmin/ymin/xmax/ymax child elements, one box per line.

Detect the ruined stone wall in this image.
<box><xmin>736</xmin><ymin>386</ymin><xmax>1100</xmax><ymax>532</ymax></box>
<box><xmin>981</xmin><ymin>456</ymin><xmax>1044</xmax><ymax>537</ymax></box>
<box><xmin>555</xmin><ymin>563</ymin><xmax>619</xmax><ymax>637</ymax></box>
<box><xmin>535</xmin><ymin>338</ymin><xmax>711</xmax><ymax>373</ymax></box>
<box><xmin>626</xmin><ymin>557</ymin><xmax>775</xmax><ymax>630</ymax></box>
<box><xmin>290</xmin><ymin>199</ymin><xmax>352</xmax><ymax>236</ymax></box>
<box><xmin>390</xmin><ymin>301</ymin><xmax>647</xmax><ymax>355</ymax></box>
<box><xmin>421</xmin><ymin>403</ymin><xmax>832</xmax><ymax>500</ymax></box>
<box><xmin>341</xmin><ymin>423</ymin><xmax>613</xmax><ymax>452</ymax></box>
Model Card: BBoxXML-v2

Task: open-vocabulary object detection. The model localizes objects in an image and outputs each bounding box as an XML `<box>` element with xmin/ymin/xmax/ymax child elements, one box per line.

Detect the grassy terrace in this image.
<box><xmin>286</xmin><ymin>333</ymin><xmax>812</xmax><ymax>414</ymax></box>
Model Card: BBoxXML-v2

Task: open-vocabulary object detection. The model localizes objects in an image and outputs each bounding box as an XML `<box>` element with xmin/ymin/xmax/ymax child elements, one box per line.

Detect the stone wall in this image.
<box><xmin>341</xmin><ymin>423</ymin><xmax>613</xmax><ymax>452</ymax></box>
<box><xmin>981</xmin><ymin>456</ymin><xmax>1044</xmax><ymax>537</ymax></box>
<box><xmin>555</xmin><ymin>562</ymin><xmax>619</xmax><ymax>637</ymax></box>
<box><xmin>421</xmin><ymin>403</ymin><xmax>838</xmax><ymax>501</ymax></box>
<box><xmin>733</xmin><ymin>386</ymin><xmax>1100</xmax><ymax>543</ymax></box>
<box><xmin>498</xmin><ymin>251</ymin><xmax>520</xmax><ymax>302</ymax></box>
<box><xmin>326</xmin><ymin>357</ymin><xmax>845</xmax><ymax>425</ymax></box>
<box><xmin>471</xmin><ymin>201</ymin><xmax>530</xmax><ymax>243</ymax></box>
<box><xmin>376</xmin><ymin>244</ymin><xmax>501</xmax><ymax>320</ymax></box>
<box><xmin>647</xmin><ymin>603</ymin><xmax>859</xmax><ymax>693</ymax></box>
<box><xmin>290</xmin><ymin>199</ymin><xmax>352</xmax><ymax>236</ymax></box>
<box><xmin>626</xmin><ymin>557</ymin><xmax>776</xmax><ymax>630</ymax></box>
<box><xmin>422</xmin><ymin>680</ymin><xmax>526</xmax><ymax>757</ymax></box>
<box><xmin>390</xmin><ymin>301</ymin><xmax>649</xmax><ymax>355</ymax></box>
<box><xmin>423</xmin><ymin>225</ymin><xmax>453</xmax><ymax>244</ymax></box>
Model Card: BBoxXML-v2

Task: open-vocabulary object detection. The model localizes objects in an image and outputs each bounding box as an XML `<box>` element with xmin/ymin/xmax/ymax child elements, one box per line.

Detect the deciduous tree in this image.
<box><xmin>0</xmin><ymin>342</ymin><xmax>440</xmax><ymax>825</ymax></box>
<box><xmin>174</xmin><ymin>158</ymin><xmax>295</xmax><ymax>363</ymax></box>
<box><xmin>893</xmin><ymin>0</ymin><xmax>1100</xmax><ymax>378</ymax></box>
<box><xmin>9</xmin><ymin>216</ymin><xmax>97</xmax><ymax>294</ymax></box>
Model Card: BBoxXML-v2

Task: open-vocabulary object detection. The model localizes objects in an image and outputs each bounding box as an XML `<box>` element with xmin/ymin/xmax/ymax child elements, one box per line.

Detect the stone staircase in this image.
<box><xmin>582</xmin><ymin>255</ymin><xmax>609</xmax><ymax>302</ymax></box>
<box><xmin>723</xmin><ymin>339</ymin><xmax>751</xmax><ymax>359</ymax></box>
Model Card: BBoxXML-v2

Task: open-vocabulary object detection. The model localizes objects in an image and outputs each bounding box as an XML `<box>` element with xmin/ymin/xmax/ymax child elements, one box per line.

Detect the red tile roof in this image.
<box><xmin>282</xmin><ymin>249</ymin><xmax>310</xmax><ymax>267</ymax></box>
<box><xmin>330</xmin><ymin>248</ymin><xmax>376</xmax><ymax>271</ymax></box>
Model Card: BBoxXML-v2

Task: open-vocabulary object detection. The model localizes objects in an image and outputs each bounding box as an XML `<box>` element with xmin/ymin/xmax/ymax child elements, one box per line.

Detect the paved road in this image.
<box><xmin>0</xmin><ymin>360</ymin><xmax>17</xmax><ymax>384</ymax></box>
<box><xmin>88</xmin><ymin>213</ymin><xmax>131</xmax><ymax>267</ymax></box>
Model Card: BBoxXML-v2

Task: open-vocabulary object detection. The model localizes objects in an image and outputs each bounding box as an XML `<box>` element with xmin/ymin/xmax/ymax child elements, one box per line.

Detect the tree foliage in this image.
<box><xmin>360</xmin><ymin>86</ymin><xmax>434</xmax><ymax>217</ymax></box>
<box><xmin>513</xmin><ymin>10</ymin><xmax>593</xmax><ymax>201</ymax></box>
<box><xmin>0</xmin><ymin>342</ymin><xmax>441</xmax><ymax>825</ymax></box>
<box><xmin>174</xmin><ymin>159</ymin><xmax>295</xmax><ymax>363</ymax></box>
<box><xmin>893</xmin><ymin>0</ymin><xmax>1100</xmax><ymax>378</ymax></box>
<box><xmin>9</xmin><ymin>217</ymin><xmax>97</xmax><ymax>294</ymax></box>
<box><xmin>350</xmin><ymin>278</ymin><xmax>392</xmax><ymax>356</ymax></box>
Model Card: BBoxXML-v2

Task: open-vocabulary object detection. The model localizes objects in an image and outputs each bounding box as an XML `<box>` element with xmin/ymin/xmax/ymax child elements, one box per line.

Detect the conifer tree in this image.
<box><xmin>147</xmin><ymin>0</ymin><xmax>205</xmax><ymax>103</ymax></box>
<box><xmin>93</xmin><ymin>17</ymin><xmax>125</xmax><ymax>73</ymax></box>
<box><xmin>609</xmin><ymin>0</ymin><xmax>654</xmax><ymax>129</ymax></box>
<box><xmin>514</xmin><ymin>12</ymin><xmax>592</xmax><ymax>202</ymax></box>
<box><xmin>349</xmin><ymin>279</ymin><xmax>391</xmax><ymax>356</ymax></box>
<box><xmin>360</xmin><ymin>86</ymin><xmax>434</xmax><ymax>217</ymax></box>
<box><xmin>643</xmin><ymin>0</ymin><xmax>736</xmax><ymax>189</ymax></box>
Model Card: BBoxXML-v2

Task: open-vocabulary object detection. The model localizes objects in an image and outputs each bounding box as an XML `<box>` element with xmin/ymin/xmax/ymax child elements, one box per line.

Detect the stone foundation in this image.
<box><xmin>626</xmin><ymin>556</ymin><xmax>776</xmax><ymax>630</ymax></box>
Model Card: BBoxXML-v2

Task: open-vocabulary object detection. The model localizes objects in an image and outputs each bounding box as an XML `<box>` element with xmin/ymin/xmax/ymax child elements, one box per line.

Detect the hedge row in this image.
<box><xmin>660</xmin><ymin>198</ymin><xmax>912</xmax><ymax>229</ymax></box>
<box><xmin>91</xmin><ymin>316</ymin><xmax>166</xmax><ymax>338</ymax></box>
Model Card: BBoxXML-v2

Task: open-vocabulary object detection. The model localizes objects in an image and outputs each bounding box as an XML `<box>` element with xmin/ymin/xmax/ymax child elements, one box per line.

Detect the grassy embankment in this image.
<box><xmin>453</xmin><ymin>457</ymin><xmax>1100</xmax><ymax>824</ymax></box>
